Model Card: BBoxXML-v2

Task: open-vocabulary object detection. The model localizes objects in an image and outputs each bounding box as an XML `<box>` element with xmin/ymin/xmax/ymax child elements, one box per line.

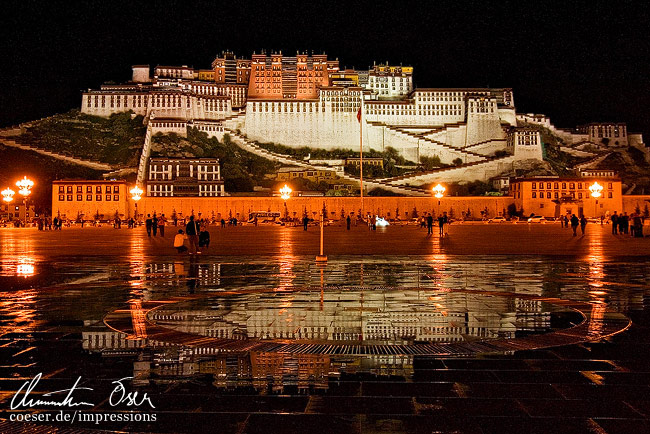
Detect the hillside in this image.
<box><xmin>11</xmin><ymin>109</ymin><xmax>146</xmax><ymax>166</ymax></box>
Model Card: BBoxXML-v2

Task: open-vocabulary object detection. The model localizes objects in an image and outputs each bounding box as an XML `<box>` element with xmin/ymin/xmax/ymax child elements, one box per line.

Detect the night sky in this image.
<box><xmin>2</xmin><ymin>0</ymin><xmax>649</xmax><ymax>140</ymax></box>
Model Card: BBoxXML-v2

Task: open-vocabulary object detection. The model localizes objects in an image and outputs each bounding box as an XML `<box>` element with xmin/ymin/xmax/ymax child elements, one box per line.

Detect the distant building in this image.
<box><xmin>211</xmin><ymin>51</ymin><xmax>251</xmax><ymax>85</ymax></box>
<box><xmin>579</xmin><ymin>169</ymin><xmax>616</xmax><ymax>178</ymax></box>
<box><xmin>491</xmin><ymin>176</ymin><xmax>510</xmax><ymax>193</ymax></box>
<box><xmin>510</xmin><ymin>176</ymin><xmax>622</xmax><ymax>218</ymax></box>
<box><xmin>365</xmin><ymin>63</ymin><xmax>414</xmax><ymax>99</ymax></box>
<box><xmin>147</xmin><ymin>157</ymin><xmax>225</xmax><ymax>197</ymax></box>
<box><xmin>52</xmin><ymin>180</ymin><xmax>128</xmax><ymax>221</ymax></box>
<box><xmin>577</xmin><ymin>122</ymin><xmax>628</xmax><ymax>147</ymax></box>
<box><xmin>345</xmin><ymin>157</ymin><xmax>384</xmax><ymax>168</ymax></box>
<box><xmin>506</xmin><ymin>127</ymin><xmax>543</xmax><ymax>160</ymax></box>
<box><xmin>0</xmin><ymin>203</ymin><xmax>36</xmax><ymax>223</ymax></box>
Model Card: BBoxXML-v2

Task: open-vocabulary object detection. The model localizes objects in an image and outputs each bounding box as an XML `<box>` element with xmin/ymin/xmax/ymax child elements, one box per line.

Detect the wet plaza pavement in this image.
<box><xmin>0</xmin><ymin>225</ymin><xmax>649</xmax><ymax>433</ymax></box>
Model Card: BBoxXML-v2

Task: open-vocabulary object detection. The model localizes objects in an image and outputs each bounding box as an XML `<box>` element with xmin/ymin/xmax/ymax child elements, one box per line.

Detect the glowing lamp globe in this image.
<box><xmin>15</xmin><ymin>177</ymin><xmax>34</xmax><ymax>197</ymax></box>
<box><xmin>589</xmin><ymin>182</ymin><xmax>603</xmax><ymax>198</ymax></box>
<box><xmin>130</xmin><ymin>185</ymin><xmax>143</xmax><ymax>201</ymax></box>
<box><xmin>432</xmin><ymin>184</ymin><xmax>445</xmax><ymax>199</ymax></box>
<box><xmin>280</xmin><ymin>184</ymin><xmax>292</xmax><ymax>201</ymax></box>
<box><xmin>2</xmin><ymin>188</ymin><xmax>15</xmax><ymax>203</ymax></box>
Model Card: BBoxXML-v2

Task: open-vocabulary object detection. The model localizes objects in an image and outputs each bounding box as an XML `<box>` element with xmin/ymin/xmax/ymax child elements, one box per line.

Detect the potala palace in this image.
<box><xmin>80</xmin><ymin>50</ymin><xmax>644</xmax><ymax>191</ymax></box>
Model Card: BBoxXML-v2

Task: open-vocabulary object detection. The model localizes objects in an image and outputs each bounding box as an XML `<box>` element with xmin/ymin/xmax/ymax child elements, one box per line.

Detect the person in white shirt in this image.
<box><xmin>174</xmin><ymin>229</ymin><xmax>188</xmax><ymax>253</ymax></box>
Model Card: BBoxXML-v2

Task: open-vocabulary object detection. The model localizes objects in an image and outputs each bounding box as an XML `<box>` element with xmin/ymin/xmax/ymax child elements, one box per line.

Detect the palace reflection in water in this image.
<box><xmin>78</xmin><ymin>257</ymin><xmax>597</xmax><ymax>394</ymax></box>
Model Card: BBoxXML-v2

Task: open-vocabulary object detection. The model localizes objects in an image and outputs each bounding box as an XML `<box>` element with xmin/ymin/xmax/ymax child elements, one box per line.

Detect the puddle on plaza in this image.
<box><xmin>1</xmin><ymin>255</ymin><xmax>648</xmax><ymax>395</ymax></box>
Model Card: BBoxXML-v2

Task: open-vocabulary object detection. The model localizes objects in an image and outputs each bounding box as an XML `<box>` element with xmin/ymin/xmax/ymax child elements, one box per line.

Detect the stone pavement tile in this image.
<box><xmin>360</xmin><ymin>381</ymin><xmax>457</xmax><ymax>397</ymax></box>
<box><xmin>461</xmin><ymin>382</ymin><xmax>563</xmax><ymax>399</ymax></box>
<box><xmin>244</xmin><ymin>414</ymin><xmax>360</xmax><ymax>434</ymax></box>
<box><xmin>523</xmin><ymin>359</ymin><xmax>618</xmax><ymax>371</ymax></box>
<box><xmin>326</xmin><ymin>380</ymin><xmax>361</xmax><ymax>396</ymax></box>
<box><xmin>580</xmin><ymin>343</ymin><xmax>650</xmax><ymax>360</ymax></box>
<box><xmin>413</xmin><ymin>369</ymin><xmax>500</xmax><ymax>383</ymax></box>
<box><xmin>312</xmin><ymin>396</ymin><xmax>415</xmax><ymax>415</ymax></box>
<box><xmin>597</xmin><ymin>371</ymin><xmax>650</xmax><ymax>385</ymax></box>
<box><xmin>623</xmin><ymin>400</ymin><xmax>650</xmax><ymax>417</ymax></box>
<box><xmin>476</xmin><ymin>417</ymin><xmax>602</xmax><ymax>434</ymax></box>
<box><xmin>518</xmin><ymin>398</ymin><xmax>641</xmax><ymax>418</ymax></box>
<box><xmin>362</xmin><ymin>415</ymin><xmax>484</xmax><ymax>434</ymax></box>
<box><xmin>414</xmin><ymin>397</ymin><xmax>528</xmax><ymax>417</ymax></box>
<box><xmin>492</xmin><ymin>370</ymin><xmax>592</xmax><ymax>384</ymax></box>
<box><xmin>412</xmin><ymin>358</ymin><xmax>448</xmax><ymax>369</ymax></box>
<box><xmin>554</xmin><ymin>384</ymin><xmax>650</xmax><ymax>401</ymax></box>
<box><xmin>592</xmin><ymin>418</ymin><xmax>650</xmax><ymax>434</ymax></box>
<box><xmin>441</xmin><ymin>358</ymin><xmax>531</xmax><ymax>370</ymax></box>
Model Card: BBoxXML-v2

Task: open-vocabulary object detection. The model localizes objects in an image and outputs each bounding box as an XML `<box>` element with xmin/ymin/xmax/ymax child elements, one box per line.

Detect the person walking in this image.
<box><xmin>611</xmin><ymin>211</ymin><xmax>619</xmax><ymax>234</ymax></box>
<box><xmin>145</xmin><ymin>214</ymin><xmax>152</xmax><ymax>237</ymax></box>
<box><xmin>346</xmin><ymin>215</ymin><xmax>351</xmax><ymax>230</ymax></box>
<box><xmin>426</xmin><ymin>213</ymin><xmax>434</xmax><ymax>235</ymax></box>
<box><xmin>158</xmin><ymin>214</ymin><xmax>166</xmax><ymax>237</ymax></box>
<box><xmin>438</xmin><ymin>212</ymin><xmax>447</xmax><ymax>236</ymax></box>
<box><xmin>570</xmin><ymin>214</ymin><xmax>579</xmax><ymax>236</ymax></box>
<box><xmin>185</xmin><ymin>216</ymin><xmax>200</xmax><ymax>254</ymax></box>
<box><xmin>580</xmin><ymin>216</ymin><xmax>587</xmax><ymax>235</ymax></box>
<box><xmin>560</xmin><ymin>215</ymin><xmax>565</xmax><ymax>228</ymax></box>
<box><xmin>152</xmin><ymin>213</ymin><xmax>158</xmax><ymax>236</ymax></box>
<box><xmin>303</xmin><ymin>215</ymin><xmax>309</xmax><ymax>231</ymax></box>
<box><xmin>199</xmin><ymin>227</ymin><xmax>210</xmax><ymax>253</ymax></box>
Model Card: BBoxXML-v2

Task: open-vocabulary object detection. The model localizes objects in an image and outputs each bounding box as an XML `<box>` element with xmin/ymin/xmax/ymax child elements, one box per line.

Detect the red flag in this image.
<box><xmin>357</xmin><ymin>107</ymin><xmax>361</xmax><ymax>123</ymax></box>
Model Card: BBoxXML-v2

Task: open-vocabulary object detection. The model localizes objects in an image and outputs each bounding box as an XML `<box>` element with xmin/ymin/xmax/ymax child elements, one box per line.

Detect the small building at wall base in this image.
<box><xmin>147</xmin><ymin>157</ymin><xmax>225</xmax><ymax>197</ymax></box>
<box><xmin>510</xmin><ymin>176</ymin><xmax>622</xmax><ymax>218</ymax></box>
<box><xmin>52</xmin><ymin>180</ymin><xmax>128</xmax><ymax>221</ymax></box>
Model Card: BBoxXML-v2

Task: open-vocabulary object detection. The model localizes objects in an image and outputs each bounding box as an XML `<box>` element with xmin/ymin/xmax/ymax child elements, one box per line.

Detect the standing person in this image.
<box><xmin>185</xmin><ymin>216</ymin><xmax>200</xmax><ymax>254</ymax></box>
<box><xmin>560</xmin><ymin>215</ymin><xmax>565</xmax><ymax>228</ymax></box>
<box><xmin>438</xmin><ymin>212</ymin><xmax>447</xmax><ymax>236</ymax></box>
<box><xmin>570</xmin><ymin>214</ymin><xmax>579</xmax><ymax>236</ymax></box>
<box><xmin>564</xmin><ymin>215</ymin><xmax>570</xmax><ymax>229</ymax></box>
<box><xmin>221</xmin><ymin>218</ymin><xmax>226</xmax><ymax>228</ymax></box>
<box><xmin>303</xmin><ymin>215</ymin><xmax>309</xmax><ymax>231</ymax></box>
<box><xmin>633</xmin><ymin>214</ymin><xmax>644</xmax><ymax>238</ymax></box>
<box><xmin>610</xmin><ymin>212</ymin><xmax>619</xmax><ymax>234</ymax></box>
<box><xmin>346</xmin><ymin>215</ymin><xmax>351</xmax><ymax>230</ymax></box>
<box><xmin>53</xmin><ymin>217</ymin><xmax>58</xmax><ymax>230</ymax></box>
<box><xmin>580</xmin><ymin>216</ymin><xmax>587</xmax><ymax>235</ymax></box>
<box><xmin>174</xmin><ymin>229</ymin><xmax>188</xmax><ymax>253</ymax></box>
<box><xmin>158</xmin><ymin>214</ymin><xmax>166</xmax><ymax>237</ymax></box>
<box><xmin>145</xmin><ymin>214</ymin><xmax>152</xmax><ymax>237</ymax></box>
<box><xmin>621</xmin><ymin>212</ymin><xmax>629</xmax><ymax>235</ymax></box>
<box><xmin>152</xmin><ymin>213</ymin><xmax>158</xmax><ymax>236</ymax></box>
<box><xmin>426</xmin><ymin>213</ymin><xmax>434</xmax><ymax>235</ymax></box>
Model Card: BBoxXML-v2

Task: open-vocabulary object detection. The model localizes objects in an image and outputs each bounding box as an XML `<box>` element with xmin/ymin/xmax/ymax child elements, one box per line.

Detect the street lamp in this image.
<box><xmin>130</xmin><ymin>185</ymin><xmax>143</xmax><ymax>222</ymax></box>
<box><xmin>15</xmin><ymin>177</ymin><xmax>34</xmax><ymax>225</ymax></box>
<box><xmin>279</xmin><ymin>184</ymin><xmax>292</xmax><ymax>221</ymax></box>
<box><xmin>2</xmin><ymin>188</ymin><xmax>15</xmax><ymax>203</ymax></box>
<box><xmin>432</xmin><ymin>183</ymin><xmax>445</xmax><ymax>216</ymax></box>
<box><xmin>589</xmin><ymin>181</ymin><xmax>603</xmax><ymax>218</ymax></box>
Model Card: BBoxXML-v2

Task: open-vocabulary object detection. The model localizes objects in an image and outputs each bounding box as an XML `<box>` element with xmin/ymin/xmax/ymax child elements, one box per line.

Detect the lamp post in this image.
<box><xmin>589</xmin><ymin>181</ymin><xmax>603</xmax><ymax>218</ymax></box>
<box><xmin>130</xmin><ymin>185</ymin><xmax>143</xmax><ymax>223</ymax></box>
<box><xmin>279</xmin><ymin>184</ymin><xmax>292</xmax><ymax>222</ymax></box>
<box><xmin>316</xmin><ymin>202</ymin><xmax>327</xmax><ymax>263</ymax></box>
<box><xmin>432</xmin><ymin>183</ymin><xmax>445</xmax><ymax>217</ymax></box>
<box><xmin>15</xmin><ymin>177</ymin><xmax>34</xmax><ymax>226</ymax></box>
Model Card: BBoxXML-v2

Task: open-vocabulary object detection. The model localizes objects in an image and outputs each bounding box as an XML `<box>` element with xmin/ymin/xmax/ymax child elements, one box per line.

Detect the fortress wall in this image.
<box><xmin>135</xmin><ymin>195</ymin><xmax>517</xmax><ymax>221</ymax></box>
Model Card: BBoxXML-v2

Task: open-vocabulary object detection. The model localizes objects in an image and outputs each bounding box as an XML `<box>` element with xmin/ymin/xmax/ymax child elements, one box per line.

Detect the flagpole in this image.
<box><xmin>359</xmin><ymin>92</ymin><xmax>364</xmax><ymax>219</ymax></box>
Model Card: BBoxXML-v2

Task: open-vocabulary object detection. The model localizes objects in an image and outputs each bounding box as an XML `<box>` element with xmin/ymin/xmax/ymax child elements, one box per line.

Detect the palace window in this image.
<box><xmin>87</xmin><ymin>195</ymin><xmax>92</xmax><ymax>201</ymax></box>
<box><xmin>96</xmin><ymin>195</ymin><xmax>102</xmax><ymax>201</ymax></box>
<box><xmin>532</xmin><ymin>192</ymin><xmax>536</xmax><ymax>198</ymax></box>
<box><xmin>86</xmin><ymin>186</ymin><xmax>92</xmax><ymax>193</ymax></box>
<box><xmin>58</xmin><ymin>186</ymin><xmax>64</xmax><ymax>193</ymax></box>
<box><xmin>59</xmin><ymin>195</ymin><xmax>65</xmax><ymax>201</ymax></box>
<box><xmin>77</xmin><ymin>195</ymin><xmax>82</xmax><ymax>201</ymax></box>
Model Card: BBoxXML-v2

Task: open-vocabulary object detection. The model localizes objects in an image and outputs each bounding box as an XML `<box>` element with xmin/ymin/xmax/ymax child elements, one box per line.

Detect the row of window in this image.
<box><xmin>58</xmin><ymin>185</ymin><xmax>120</xmax><ymax>194</ymax></box>
<box><xmin>58</xmin><ymin>195</ymin><xmax>120</xmax><ymax>202</ymax></box>
<box><xmin>531</xmin><ymin>191</ymin><xmax>613</xmax><ymax>199</ymax></box>
<box><xmin>531</xmin><ymin>182</ymin><xmax>614</xmax><ymax>190</ymax></box>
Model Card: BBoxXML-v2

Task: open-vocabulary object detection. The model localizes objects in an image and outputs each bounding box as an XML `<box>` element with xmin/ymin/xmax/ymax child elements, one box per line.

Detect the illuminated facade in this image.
<box><xmin>147</xmin><ymin>157</ymin><xmax>224</xmax><ymax>197</ymax></box>
<box><xmin>51</xmin><ymin>180</ymin><xmax>129</xmax><ymax>221</ymax></box>
<box><xmin>510</xmin><ymin>177</ymin><xmax>623</xmax><ymax>218</ymax></box>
